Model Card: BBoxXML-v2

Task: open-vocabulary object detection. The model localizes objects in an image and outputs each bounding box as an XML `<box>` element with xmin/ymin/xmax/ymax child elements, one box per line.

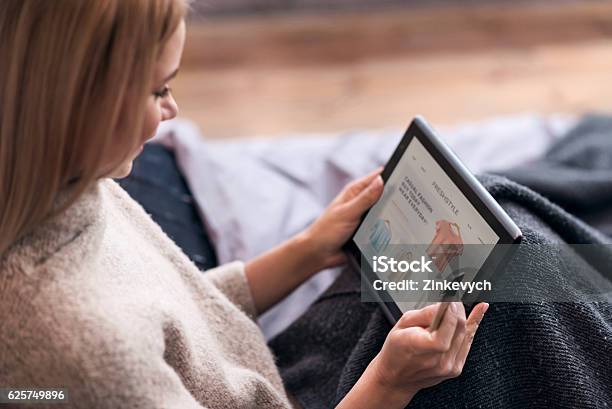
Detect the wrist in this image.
<box><xmin>337</xmin><ymin>356</ymin><xmax>417</xmax><ymax>409</ymax></box>
<box><xmin>367</xmin><ymin>355</ymin><xmax>418</xmax><ymax>406</ymax></box>
<box><xmin>290</xmin><ymin>230</ymin><xmax>327</xmax><ymax>277</ymax></box>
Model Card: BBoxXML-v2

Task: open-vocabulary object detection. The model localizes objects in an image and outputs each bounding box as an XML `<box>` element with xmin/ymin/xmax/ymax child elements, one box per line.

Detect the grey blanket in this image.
<box><xmin>269</xmin><ymin>115</ymin><xmax>612</xmax><ymax>408</ymax></box>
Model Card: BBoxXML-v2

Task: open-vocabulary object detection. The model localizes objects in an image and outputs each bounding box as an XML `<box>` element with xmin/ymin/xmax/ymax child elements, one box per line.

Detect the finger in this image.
<box><xmin>445</xmin><ymin>307</ymin><xmax>467</xmax><ymax>367</ymax></box>
<box><xmin>397</xmin><ymin>326</ymin><xmax>438</xmax><ymax>354</ymax></box>
<box><xmin>357</xmin><ymin>166</ymin><xmax>384</xmax><ymax>187</ymax></box>
<box><xmin>342</xmin><ymin>175</ymin><xmax>383</xmax><ymax>219</ymax></box>
<box><xmin>396</xmin><ymin>303</ymin><xmax>441</xmax><ymax>329</ymax></box>
<box><xmin>336</xmin><ymin>167</ymin><xmax>384</xmax><ymax>203</ymax></box>
<box><xmin>455</xmin><ymin>303</ymin><xmax>489</xmax><ymax>368</ymax></box>
<box><xmin>428</xmin><ymin>302</ymin><xmax>462</xmax><ymax>352</ymax></box>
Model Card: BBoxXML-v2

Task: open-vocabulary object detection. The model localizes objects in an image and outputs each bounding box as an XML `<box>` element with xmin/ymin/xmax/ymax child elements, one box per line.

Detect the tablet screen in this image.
<box><xmin>353</xmin><ymin>136</ymin><xmax>500</xmax><ymax>311</ymax></box>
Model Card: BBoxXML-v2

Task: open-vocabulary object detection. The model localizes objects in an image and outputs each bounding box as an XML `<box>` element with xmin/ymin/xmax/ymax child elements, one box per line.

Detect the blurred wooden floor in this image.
<box><xmin>174</xmin><ymin>2</ymin><xmax>612</xmax><ymax>139</ymax></box>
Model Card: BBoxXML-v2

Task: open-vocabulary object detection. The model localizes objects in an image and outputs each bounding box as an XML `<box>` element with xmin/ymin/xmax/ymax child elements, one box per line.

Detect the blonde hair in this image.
<box><xmin>0</xmin><ymin>0</ymin><xmax>187</xmax><ymax>255</ymax></box>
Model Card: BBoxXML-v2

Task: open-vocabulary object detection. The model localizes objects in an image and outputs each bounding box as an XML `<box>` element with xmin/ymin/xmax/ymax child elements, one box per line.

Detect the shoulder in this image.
<box><xmin>99</xmin><ymin>178</ymin><xmax>145</xmax><ymax>214</ymax></box>
<box><xmin>98</xmin><ymin>178</ymin><xmax>168</xmax><ymax>238</ymax></box>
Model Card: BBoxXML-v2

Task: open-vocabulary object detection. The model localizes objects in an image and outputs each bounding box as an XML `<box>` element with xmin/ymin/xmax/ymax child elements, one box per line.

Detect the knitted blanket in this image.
<box><xmin>269</xmin><ymin>115</ymin><xmax>612</xmax><ymax>409</ymax></box>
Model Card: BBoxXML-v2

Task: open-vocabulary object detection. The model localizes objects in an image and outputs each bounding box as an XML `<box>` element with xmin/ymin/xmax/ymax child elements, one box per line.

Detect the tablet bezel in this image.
<box><xmin>343</xmin><ymin>116</ymin><xmax>523</xmax><ymax>323</ymax></box>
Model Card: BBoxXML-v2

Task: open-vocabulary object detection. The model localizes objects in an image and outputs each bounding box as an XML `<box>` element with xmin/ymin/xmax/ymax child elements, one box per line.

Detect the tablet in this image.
<box><xmin>344</xmin><ymin>116</ymin><xmax>522</xmax><ymax>324</ymax></box>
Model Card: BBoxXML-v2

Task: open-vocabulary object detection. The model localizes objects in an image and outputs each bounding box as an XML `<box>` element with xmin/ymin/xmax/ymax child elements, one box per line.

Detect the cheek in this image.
<box><xmin>143</xmin><ymin>100</ymin><xmax>163</xmax><ymax>139</ymax></box>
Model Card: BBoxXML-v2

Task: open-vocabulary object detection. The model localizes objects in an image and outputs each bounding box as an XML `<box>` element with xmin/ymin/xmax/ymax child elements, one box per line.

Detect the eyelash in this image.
<box><xmin>154</xmin><ymin>85</ymin><xmax>172</xmax><ymax>99</ymax></box>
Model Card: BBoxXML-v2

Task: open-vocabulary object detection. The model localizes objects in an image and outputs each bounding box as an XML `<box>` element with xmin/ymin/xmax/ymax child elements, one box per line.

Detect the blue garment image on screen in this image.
<box><xmin>369</xmin><ymin>219</ymin><xmax>391</xmax><ymax>253</ymax></box>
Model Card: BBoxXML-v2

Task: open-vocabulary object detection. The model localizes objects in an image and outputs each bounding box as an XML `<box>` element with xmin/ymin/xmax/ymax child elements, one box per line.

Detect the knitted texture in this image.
<box><xmin>0</xmin><ymin>179</ymin><xmax>292</xmax><ymax>409</ymax></box>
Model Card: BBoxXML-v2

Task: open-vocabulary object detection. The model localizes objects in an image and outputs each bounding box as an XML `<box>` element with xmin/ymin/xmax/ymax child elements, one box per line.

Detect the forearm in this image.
<box><xmin>336</xmin><ymin>357</ymin><xmax>416</xmax><ymax>409</ymax></box>
<box><xmin>245</xmin><ymin>232</ymin><xmax>323</xmax><ymax>314</ymax></box>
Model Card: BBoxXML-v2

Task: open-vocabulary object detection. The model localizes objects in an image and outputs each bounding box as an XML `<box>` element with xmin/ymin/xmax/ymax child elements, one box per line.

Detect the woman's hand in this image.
<box><xmin>337</xmin><ymin>302</ymin><xmax>489</xmax><ymax>409</ymax></box>
<box><xmin>245</xmin><ymin>168</ymin><xmax>384</xmax><ymax>314</ymax></box>
<box><xmin>301</xmin><ymin>167</ymin><xmax>384</xmax><ymax>270</ymax></box>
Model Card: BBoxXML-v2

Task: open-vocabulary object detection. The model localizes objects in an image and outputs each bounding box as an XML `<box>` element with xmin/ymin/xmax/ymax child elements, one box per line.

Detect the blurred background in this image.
<box><xmin>173</xmin><ymin>0</ymin><xmax>612</xmax><ymax>139</ymax></box>
<box><xmin>122</xmin><ymin>0</ymin><xmax>612</xmax><ymax>340</ymax></box>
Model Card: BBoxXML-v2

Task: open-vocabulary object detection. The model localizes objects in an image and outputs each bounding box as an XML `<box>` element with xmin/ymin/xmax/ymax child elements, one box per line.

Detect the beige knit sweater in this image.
<box><xmin>0</xmin><ymin>179</ymin><xmax>293</xmax><ymax>408</ymax></box>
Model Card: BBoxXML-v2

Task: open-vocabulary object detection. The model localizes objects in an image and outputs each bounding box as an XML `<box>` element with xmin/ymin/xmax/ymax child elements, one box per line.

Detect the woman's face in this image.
<box><xmin>109</xmin><ymin>20</ymin><xmax>186</xmax><ymax>179</ymax></box>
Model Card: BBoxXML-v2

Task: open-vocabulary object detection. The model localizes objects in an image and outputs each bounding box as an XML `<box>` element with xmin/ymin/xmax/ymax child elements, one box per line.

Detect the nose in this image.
<box><xmin>161</xmin><ymin>94</ymin><xmax>179</xmax><ymax>121</ymax></box>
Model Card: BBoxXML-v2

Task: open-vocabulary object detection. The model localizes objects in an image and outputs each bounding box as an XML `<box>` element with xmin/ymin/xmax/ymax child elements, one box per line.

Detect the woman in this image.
<box><xmin>0</xmin><ymin>1</ymin><xmax>488</xmax><ymax>408</ymax></box>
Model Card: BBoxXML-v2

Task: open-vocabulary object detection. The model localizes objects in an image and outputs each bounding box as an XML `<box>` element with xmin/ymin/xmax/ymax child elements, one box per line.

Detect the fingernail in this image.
<box><xmin>370</xmin><ymin>176</ymin><xmax>383</xmax><ymax>189</ymax></box>
<box><xmin>482</xmin><ymin>303</ymin><xmax>489</xmax><ymax>315</ymax></box>
<box><xmin>450</xmin><ymin>302</ymin><xmax>458</xmax><ymax>313</ymax></box>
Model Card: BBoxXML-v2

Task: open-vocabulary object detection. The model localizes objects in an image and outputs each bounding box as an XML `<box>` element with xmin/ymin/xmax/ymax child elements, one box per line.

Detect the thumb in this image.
<box><xmin>344</xmin><ymin>175</ymin><xmax>383</xmax><ymax>219</ymax></box>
